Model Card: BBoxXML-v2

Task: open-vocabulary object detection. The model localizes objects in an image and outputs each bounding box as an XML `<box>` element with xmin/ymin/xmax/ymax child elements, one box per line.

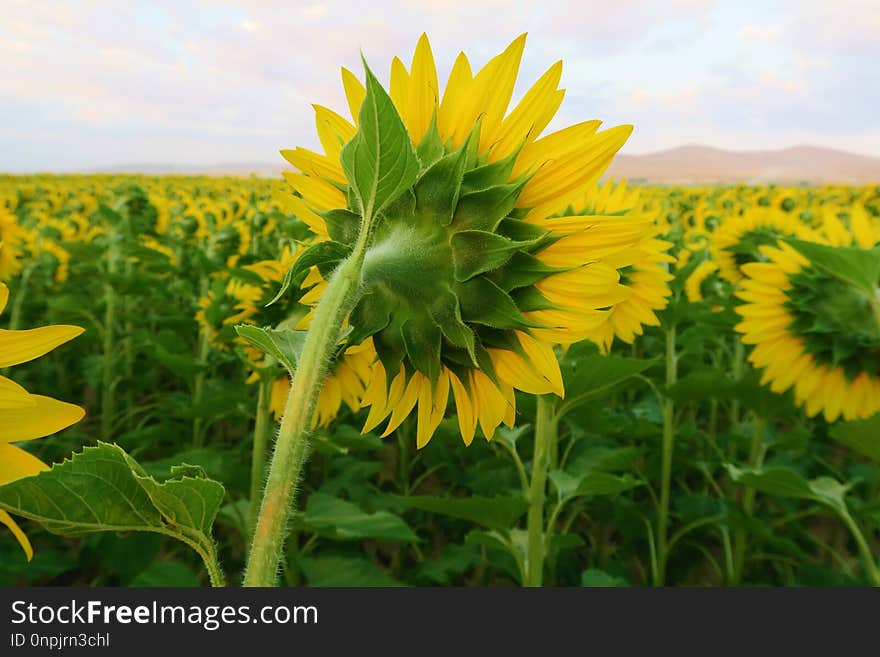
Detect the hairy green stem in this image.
<box><xmin>192</xmin><ymin>276</ymin><xmax>212</xmax><ymax>448</ymax></box>
<box><xmin>838</xmin><ymin>508</ymin><xmax>880</xmax><ymax>587</ymax></box>
<box><xmin>249</xmin><ymin>375</ymin><xmax>275</xmax><ymax>540</ymax></box>
<box><xmin>7</xmin><ymin>262</ymin><xmax>34</xmax><ymax>332</ymax></box>
<box><xmin>526</xmin><ymin>395</ymin><xmax>556</xmax><ymax>587</ymax></box>
<box><xmin>244</xmin><ymin>239</ymin><xmax>369</xmax><ymax>587</ymax></box>
<box><xmin>729</xmin><ymin>339</ymin><xmax>744</xmax><ymax>436</ymax></box>
<box><xmin>655</xmin><ymin>323</ymin><xmax>677</xmax><ymax>586</ymax></box>
<box><xmin>732</xmin><ymin>416</ymin><xmax>765</xmax><ymax>585</ymax></box>
<box><xmin>101</xmin><ymin>231</ymin><xmax>118</xmax><ymax>441</ymax></box>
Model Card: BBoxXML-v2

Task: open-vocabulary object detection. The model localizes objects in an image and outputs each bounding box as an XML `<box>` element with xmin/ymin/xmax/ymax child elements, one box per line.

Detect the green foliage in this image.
<box><xmin>340</xmin><ymin>59</ymin><xmax>420</xmax><ymax>222</ymax></box>
<box><xmin>3</xmin><ymin>176</ymin><xmax>879</xmax><ymax>588</ymax></box>
<box><xmin>235</xmin><ymin>324</ymin><xmax>304</xmax><ymax>374</ymax></box>
<box><xmin>830</xmin><ymin>415</ymin><xmax>880</xmax><ymax>462</ymax></box>
<box><xmin>0</xmin><ymin>443</ymin><xmax>224</xmax><ymax>583</ymax></box>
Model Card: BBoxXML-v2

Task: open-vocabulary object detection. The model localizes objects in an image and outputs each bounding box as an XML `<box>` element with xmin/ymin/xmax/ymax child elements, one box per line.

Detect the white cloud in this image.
<box><xmin>1</xmin><ymin>0</ymin><xmax>878</xmax><ymax>171</ymax></box>
<box><xmin>736</xmin><ymin>25</ymin><xmax>781</xmax><ymax>41</ymax></box>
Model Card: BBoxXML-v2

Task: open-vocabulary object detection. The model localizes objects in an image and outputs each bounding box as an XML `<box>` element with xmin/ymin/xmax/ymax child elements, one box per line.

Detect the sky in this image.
<box><xmin>1</xmin><ymin>0</ymin><xmax>878</xmax><ymax>172</ymax></box>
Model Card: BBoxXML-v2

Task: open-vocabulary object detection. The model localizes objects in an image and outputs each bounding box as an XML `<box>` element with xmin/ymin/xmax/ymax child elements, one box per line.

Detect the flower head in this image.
<box><xmin>735</xmin><ymin>241</ymin><xmax>880</xmax><ymax>421</ymax></box>
<box><xmin>283</xmin><ymin>35</ymin><xmax>649</xmax><ymax>447</ymax></box>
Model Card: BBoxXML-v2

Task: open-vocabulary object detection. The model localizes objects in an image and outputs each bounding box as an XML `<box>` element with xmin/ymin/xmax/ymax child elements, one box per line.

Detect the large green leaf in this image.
<box><xmin>394</xmin><ymin>495</ymin><xmax>529</xmax><ymax>531</ymax></box>
<box><xmin>298</xmin><ymin>556</ymin><xmax>404</xmax><ymax>587</ymax></box>
<box><xmin>559</xmin><ymin>347</ymin><xmax>658</xmax><ymax>416</ymax></box>
<box><xmin>581</xmin><ymin>568</ymin><xmax>628</xmax><ymax>587</ymax></box>
<box><xmin>787</xmin><ymin>239</ymin><xmax>880</xmax><ymax>293</ymax></box>
<box><xmin>548</xmin><ymin>470</ymin><xmax>641</xmax><ymax>502</ymax></box>
<box><xmin>727</xmin><ymin>465</ymin><xmax>848</xmax><ymax>514</ymax></box>
<box><xmin>830</xmin><ymin>415</ymin><xmax>880</xmax><ymax>463</ymax></box>
<box><xmin>340</xmin><ymin>59</ymin><xmax>420</xmax><ymax>223</ymax></box>
<box><xmin>302</xmin><ymin>493</ymin><xmax>418</xmax><ymax>542</ymax></box>
<box><xmin>0</xmin><ymin>442</ymin><xmax>224</xmax><ymax>579</ymax></box>
<box><xmin>234</xmin><ymin>324</ymin><xmax>305</xmax><ymax>374</ymax></box>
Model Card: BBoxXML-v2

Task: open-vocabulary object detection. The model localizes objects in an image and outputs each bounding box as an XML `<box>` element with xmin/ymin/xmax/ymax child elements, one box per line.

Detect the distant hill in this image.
<box><xmin>90</xmin><ymin>145</ymin><xmax>880</xmax><ymax>184</ymax></box>
<box><xmin>605</xmin><ymin>144</ymin><xmax>880</xmax><ymax>184</ymax></box>
<box><xmin>90</xmin><ymin>162</ymin><xmax>283</xmax><ymax>177</ymax></box>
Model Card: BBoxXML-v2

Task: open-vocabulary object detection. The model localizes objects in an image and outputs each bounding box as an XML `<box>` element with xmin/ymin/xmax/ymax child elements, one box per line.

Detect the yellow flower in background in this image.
<box><xmin>734</xmin><ymin>242</ymin><xmax>880</xmax><ymax>422</ymax></box>
<box><xmin>0</xmin><ymin>283</ymin><xmax>84</xmax><ymax>560</ymax></box>
<box><xmin>0</xmin><ymin>209</ymin><xmax>27</xmax><ymax>280</ymax></box>
<box><xmin>570</xmin><ymin>181</ymin><xmax>674</xmax><ymax>352</ymax></box>
<box><xmin>821</xmin><ymin>204</ymin><xmax>880</xmax><ymax>249</ymax></box>
<box><xmin>271</xmin><ymin>342</ymin><xmax>374</xmax><ymax>429</ymax></box>
<box><xmin>282</xmin><ymin>33</ymin><xmax>644</xmax><ymax>447</ymax></box>
<box><xmin>711</xmin><ymin>207</ymin><xmax>821</xmax><ymax>283</ymax></box>
<box><xmin>685</xmin><ymin>258</ymin><xmax>721</xmax><ymax>303</ymax></box>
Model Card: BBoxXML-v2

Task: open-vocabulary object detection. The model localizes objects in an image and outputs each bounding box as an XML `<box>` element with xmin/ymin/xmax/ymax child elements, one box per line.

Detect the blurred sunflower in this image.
<box><xmin>281</xmin><ymin>34</ymin><xmax>643</xmax><ymax>447</ymax></box>
<box><xmin>711</xmin><ymin>207</ymin><xmax>820</xmax><ymax>283</ymax></box>
<box><xmin>569</xmin><ymin>181</ymin><xmax>673</xmax><ymax>352</ymax></box>
<box><xmin>685</xmin><ymin>258</ymin><xmax>721</xmax><ymax>303</ymax></box>
<box><xmin>0</xmin><ymin>283</ymin><xmax>84</xmax><ymax>560</ymax></box>
<box><xmin>271</xmin><ymin>340</ymin><xmax>374</xmax><ymax>429</ymax></box>
<box><xmin>734</xmin><ymin>242</ymin><xmax>880</xmax><ymax>421</ymax></box>
<box><xmin>0</xmin><ymin>210</ymin><xmax>26</xmax><ymax>280</ymax></box>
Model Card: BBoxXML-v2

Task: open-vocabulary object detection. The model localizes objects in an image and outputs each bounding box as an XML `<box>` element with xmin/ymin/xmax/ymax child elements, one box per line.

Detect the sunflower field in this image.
<box><xmin>1</xmin><ymin>36</ymin><xmax>879</xmax><ymax>588</ymax></box>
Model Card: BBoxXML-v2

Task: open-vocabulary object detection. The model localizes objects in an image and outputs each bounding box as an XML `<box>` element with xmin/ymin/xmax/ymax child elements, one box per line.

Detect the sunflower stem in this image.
<box><xmin>732</xmin><ymin>415</ymin><xmax>765</xmax><ymax>585</ymax></box>
<box><xmin>655</xmin><ymin>322</ymin><xmax>677</xmax><ymax>586</ymax></box>
<box><xmin>248</xmin><ymin>375</ymin><xmax>275</xmax><ymax>541</ymax></box>
<box><xmin>101</xmin><ymin>228</ymin><xmax>118</xmax><ymax>441</ymax></box>
<box><xmin>838</xmin><ymin>508</ymin><xmax>880</xmax><ymax>587</ymax></box>
<box><xmin>7</xmin><ymin>261</ymin><xmax>34</xmax><ymax>332</ymax></box>
<box><xmin>729</xmin><ymin>338</ymin><xmax>744</xmax><ymax>437</ymax></box>
<box><xmin>244</xmin><ymin>236</ymin><xmax>369</xmax><ymax>587</ymax></box>
<box><xmin>192</xmin><ymin>276</ymin><xmax>212</xmax><ymax>448</ymax></box>
<box><xmin>526</xmin><ymin>394</ymin><xmax>556</xmax><ymax>587</ymax></box>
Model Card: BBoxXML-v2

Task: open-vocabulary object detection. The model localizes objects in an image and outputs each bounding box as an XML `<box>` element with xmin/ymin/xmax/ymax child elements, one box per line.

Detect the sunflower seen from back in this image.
<box><xmin>0</xmin><ymin>281</ymin><xmax>84</xmax><ymax>560</ymax></box>
<box><xmin>280</xmin><ymin>34</ymin><xmax>644</xmax><ymax>448</ymax></box>
<box><xmin>734</xmin><ymin>240</ymin><xmax>880</xmax><ymax>422</ymax></box>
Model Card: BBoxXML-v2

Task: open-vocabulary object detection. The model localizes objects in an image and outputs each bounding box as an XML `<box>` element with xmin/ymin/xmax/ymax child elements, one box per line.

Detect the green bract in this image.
<box><xmin>296</xmin><ymin>120</ymin><xmax>567</xmax><ymax>387</ymax></box>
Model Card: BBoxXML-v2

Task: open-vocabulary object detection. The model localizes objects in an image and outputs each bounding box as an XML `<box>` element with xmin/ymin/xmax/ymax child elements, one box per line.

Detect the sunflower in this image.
<box><xmin>0</xmin><ymin>283</ymin><xmax>84</xmax><ymax>559</ymax></box>
<box><xmin>685</xmin><ymin>258</ymin><xmax>721</xmax><ymax>303</ymax></box>
<box><xmin>271</xmin><ymin>340</ymin><xmax>374</xmax><ymax>429</ymax></box>
<box><xmin>281</xmin><ymin>34</ymin><xmax>640</xmax><ymax>447</ymax></box>
<box><xmin>734</xmin><ymin>242</ymin><xmax>880</xmax><ymax>421</ymax></box>
<box><xmin>821</xmin><ymin>203</ymin><xmax>880</xmax><ymax>249</ymax></box>
<box><xmin>0</xmin><ymin>209</ymin><xmax>27</xmax><ymax>280</ymax></box>
<box><xmin>570</xmin><ymin>181</ymin><xmax>673</xmax><ymax>352</ymax></box>
<box><xmin>711</xmin><ymin>207</ymin><xmax>820</xmax><ymax>283</ymax></box>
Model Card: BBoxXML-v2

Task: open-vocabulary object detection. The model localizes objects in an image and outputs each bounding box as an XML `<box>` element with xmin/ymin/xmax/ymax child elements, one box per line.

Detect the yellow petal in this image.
<box><xmin>474</xmin><ymin>34</ymin><xmax>527</xmax><ymax>152</ymax></box>
<box><xmin>0</xmin><ymin>443</ymin><xmax>49</xmax><ymax>485</ymax></box>
<box><xmin>416</xmin><ymin>369</ymin><xmax>449</xmax><ymax>449</ymax></box>
<box><xmin>280</xmin><ymin>147</ymin><xmax>345</xmax><ymax>183</ymax></box>
<box><xmin>341</xmin><ymin>67</ymin><xmax>366</xmax><ymax>124</ymax></box>
<box><xmin>313</xmin><ymin>104</ymin><xmax>356</xmax><ymax>161</ymax></box>
<box><xmin>406</xmin><ymin>33</ymin><xmax>439</xmax><ymax>143</ymax></box>
<box><xmin>282</xmin><ymin>172</ymin><xmax>346</xmax><ymax>211</ymax></box>
<box><xmin>515</xmin><ymin>331</ymin><xmax>564</xmax><ymax>396</ymax></box>
<box><xmin>0</xmin><ymin>510</ymin><xmax>33</xmax><ymax>561</ymax></box>
<box><xmin>389</xmin><ymin>56</ymin><xmax>410</xmax><ymax>128</ymax></box>
<box><xmin>438</xmin><ymin>52</ymin><xmax>474</xmax><ymax>146</ymax></box>
<box><xmin>490</xmin><ymin>60</ymin><xmax>564</xmax><ymax>161</ymax></box>
<box><xmin>0</xmin><ymin>325</ymin><xmax>84</xmax><ymax>368</ymax></box>
<box><xmin>448</xmin><ymin>369</ymin><xmax>476</xmax><ymax>446</ymax></box>
<box><xmin>0</xmin><ymin>375</ymin><xmax>36</xmax><ymax>409</ymax></box>
<box><xmin>518</xmin><ymin>125</ymin><xmax>634</xmax><ymax>214</ymax></box>
<box><xmin>0</xmin><ymin>394</ymin><xmax>85</xmax><ymax>443</ymax></box>
<box><xmin>0</xmin><ymin>283</ymin><xmax>8</xmax><ymax>315</ymax></box>
<box><xmin>382</xmin><ymin>371</ymin><xmax>422</xmax><ymax>437</ymax></box>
